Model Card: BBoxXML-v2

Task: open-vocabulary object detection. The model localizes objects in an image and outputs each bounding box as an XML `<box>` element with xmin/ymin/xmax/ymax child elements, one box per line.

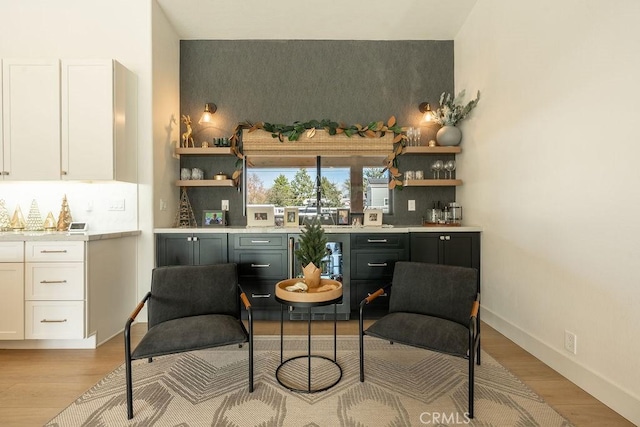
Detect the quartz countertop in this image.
<box><xmin>153</xmin><ymin>226</ymin><xmax>482</xmax><ymax>234</ymax></box>
<box><xmin>0</xmin><ymin>230</ymin><xmax>141</xmax><ymax>241</ymax></box>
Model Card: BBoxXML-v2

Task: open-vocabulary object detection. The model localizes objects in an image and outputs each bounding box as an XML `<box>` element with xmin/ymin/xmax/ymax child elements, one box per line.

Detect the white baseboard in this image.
<box><xmin>0</xmin><ymin>334</ymin><xmax>97</xmax><ymax>349</ymax></box>
<box><xmin>482</xmin><ymin>308</ymin><xmax>640</xmax><ymax>426</ymax></box>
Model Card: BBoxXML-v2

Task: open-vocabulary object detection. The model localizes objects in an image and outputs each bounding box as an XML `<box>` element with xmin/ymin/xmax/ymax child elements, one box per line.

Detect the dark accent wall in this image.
<box><xmin>179</xmin><ymin>40</ymin><xmax>455</xmax><ymax>226</ymax></box>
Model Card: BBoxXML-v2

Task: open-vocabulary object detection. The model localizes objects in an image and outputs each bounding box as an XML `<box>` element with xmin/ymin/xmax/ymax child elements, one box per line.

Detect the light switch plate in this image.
<box><xmin>221</xmin><ymin>200</ymin><xmax>229</xmax><ymax>211</ymax></box>
<box><xmin>408</xmin><ymin>200</ymin><xmax>416</xmax><ymax>211</ymax></box>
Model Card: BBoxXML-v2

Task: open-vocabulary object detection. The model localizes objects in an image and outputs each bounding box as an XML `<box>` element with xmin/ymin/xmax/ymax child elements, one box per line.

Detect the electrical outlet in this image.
<box><xmin>408</xmin><ymin>200</ymin><xmax>416</xmax><ymax>211</ymax></box>
<box><xmin>221</xmin><ymin>200</ymin><xmax>229</xmax><ymax>211</ymax></box>
<box><xmin>159</xmin><ymin>199</ymin><xmax>167</xmax><ymax>211</ymax></box>
<box><xmin>564</xmin><ymin>330</ymin><xmax>577</xmax><ymax>354</ymax></box>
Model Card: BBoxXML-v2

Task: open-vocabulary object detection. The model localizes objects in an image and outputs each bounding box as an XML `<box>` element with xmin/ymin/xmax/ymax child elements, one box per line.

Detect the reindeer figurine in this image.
<box><xmin>181</xmin><ymin>115</ymin><xmax>195</xmax><ymax>147</ymax></box>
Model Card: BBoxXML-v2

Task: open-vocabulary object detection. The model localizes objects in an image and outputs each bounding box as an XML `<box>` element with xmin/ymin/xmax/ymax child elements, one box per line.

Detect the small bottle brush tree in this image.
<box><xmin>294</xmin><ymin>218</ymin><xmax>328</xmax><ymax>288</ymax></box>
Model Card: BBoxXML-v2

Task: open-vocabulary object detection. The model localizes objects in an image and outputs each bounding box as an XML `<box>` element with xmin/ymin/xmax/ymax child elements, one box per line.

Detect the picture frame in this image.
<box><xmin>246</xmin><ymin>205</ymin><xmax>275</xmax><ymax>227</ymax></box>
<box><xmin>363</xmin><ymin>208</ymin><xmax>383</xmax><ymax>227</ymax></box>
<box><xmin>337</xmin><ymin>208</ymin><xmax>350</xmax><ymax>226</ymax></box>
<box><xmin>284</xmin><ymin>207</ymin><xmax>299</xmax><ymax>227</ymax></box>
<box><xmin>203</xmin><ymin>210</ymin><xmax>226</xmax><ymax>227</ymax></box>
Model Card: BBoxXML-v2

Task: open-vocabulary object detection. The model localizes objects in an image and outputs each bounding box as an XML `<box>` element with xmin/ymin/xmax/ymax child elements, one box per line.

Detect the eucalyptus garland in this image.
<box><xmin>229</xmin><ymin>117</ymin><xmax>407</xmax><ymax>189</ymax></box>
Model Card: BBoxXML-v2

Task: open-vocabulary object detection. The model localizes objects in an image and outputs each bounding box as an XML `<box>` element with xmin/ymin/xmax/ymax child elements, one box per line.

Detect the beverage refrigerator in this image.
<box><xmin>287</xmin><ymin>233</ymin><xmax>351</xmax><ymax>320</ymax></box>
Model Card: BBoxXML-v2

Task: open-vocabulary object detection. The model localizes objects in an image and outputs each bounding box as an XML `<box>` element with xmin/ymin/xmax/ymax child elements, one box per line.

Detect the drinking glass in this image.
<box><xmin>431</xmin><ymin>160</ymin><xmax>444</xmax><ymax>179</ymax></box>
<box><xmin>414</xmin><ymin>128</ymin><xmax>421</xmax><ymax>146</ymax></box>
<box><xmin>406</xmin><ymin>127</ymin><xmax>414</xmax><ymax>146</ymax></box>
<box><xmin>444</xmin><ymin>160</ymin><xmax>456</xmax><ymax>179</ymax></box>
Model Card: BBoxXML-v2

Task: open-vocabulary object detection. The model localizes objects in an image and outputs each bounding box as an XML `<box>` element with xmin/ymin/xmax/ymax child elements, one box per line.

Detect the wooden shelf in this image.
<box><xmin>176</xmin><ymin>179</ymin><xmax>235</xmax><ymax>187</ymax></box>
<box><xmin>403</xmin><ymin>179</ymin><xmax>462</xmax><ymax>187</ymax></box>
<box><xmin>175</xmin><ymin>147</ymin><xmax>232</xmax><ymax>155</ymax></box>
<box><xmin>403</xmin><ymin>146</ymin><xmax>461</xmax><ymax>154</ymax></box>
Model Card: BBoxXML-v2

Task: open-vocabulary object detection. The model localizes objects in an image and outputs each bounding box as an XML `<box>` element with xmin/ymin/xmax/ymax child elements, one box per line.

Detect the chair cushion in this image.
<box><xmin>132</xmin><ymin>314</ymin><xmax>248</xmax><ymax>360</ymax></box>
<box><xmin>365</xmin><ymin>312</ymin><xmax>469</xmax><ymax>358</ymax></box>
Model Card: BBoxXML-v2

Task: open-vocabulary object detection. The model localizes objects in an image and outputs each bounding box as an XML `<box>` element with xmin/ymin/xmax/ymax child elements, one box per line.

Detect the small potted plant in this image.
<box><xmin>294</xmin><ymin>218</ymin><xmax>328</xmax><ymax>289</ymax></box>
<box><xmin>434</xmin><ymin>89</ymin><xmax>480</xmax><ymax>146</ymax></box>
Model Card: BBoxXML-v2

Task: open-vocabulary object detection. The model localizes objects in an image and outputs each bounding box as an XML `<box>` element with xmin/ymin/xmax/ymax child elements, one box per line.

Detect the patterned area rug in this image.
<box><xmin>46</xmin><ymin>336</ymin><xmax>572</xmax><ymax>426</ymax></box>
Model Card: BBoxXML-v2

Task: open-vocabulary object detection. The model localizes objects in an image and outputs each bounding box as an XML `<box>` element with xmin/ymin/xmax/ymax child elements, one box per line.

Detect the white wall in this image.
<box><xmin>455</xmin><ymin>0</ymin><xmax>640</xmax><ymax>423</ymax></box>
<box><xmin>0</xmin><ymin>0</ymin><xmax>155</xmax><ymax>302</ymax></box>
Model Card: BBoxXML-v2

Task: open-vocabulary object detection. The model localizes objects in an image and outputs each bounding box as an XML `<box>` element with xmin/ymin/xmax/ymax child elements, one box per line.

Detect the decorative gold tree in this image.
<box><xmin>173</xmin><ymin>187</ymin><xmax>197</xmax><ymax>228</ymax></box>
<box><xmin>0</xmin><ymin>200</ymin><xmax>10</xmax><ymax>231</ymax></box>
<box><xmin>57</xmin><ymin>195</ymin><xmax>73</xmax><ymax>231</ymax></box>
<box><xmin>11</xmin><ymin>205</ymin><xmax>26</xmax><ymax>231</ymax></box>
<box><xmin>26</xmin><ymin>200</ymin><xmax>44</xmax><ymax>231</ymax></box>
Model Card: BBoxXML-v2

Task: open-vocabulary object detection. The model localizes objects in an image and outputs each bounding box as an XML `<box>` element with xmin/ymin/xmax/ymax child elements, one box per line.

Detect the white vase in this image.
<box><xmin>436</xmin><ymin>125</ymin><xmax>462</xmax><ymax>146</ymax></box>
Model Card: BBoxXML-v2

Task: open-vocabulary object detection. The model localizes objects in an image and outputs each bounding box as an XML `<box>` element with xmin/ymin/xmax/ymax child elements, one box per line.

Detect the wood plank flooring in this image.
<box><xmin>0</xmin><ymin>321</ymin><xmax>633</xmax><ymax>427</ymax></box>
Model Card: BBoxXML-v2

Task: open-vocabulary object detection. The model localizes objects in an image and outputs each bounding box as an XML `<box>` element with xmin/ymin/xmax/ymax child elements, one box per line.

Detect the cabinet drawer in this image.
<box><xmin>234</xmin><ymin>251</ymin><xmax>288</xmax><ymax>280</ymax></box>
<box><xmin>352</xmin><ymin>250</ymin><xmax>405</xmax><ymax>279</ymax></box>
<box><xmin>25</xmin><ymin>301</ymin><xmax>85</xmax><ymax>339</ymax></box>
<box><xmin>26</xmin><ymin>241</ymin><xmax>84</xmax><ymax>262</ymax></box>
<box><xmin>232</xmin><ymin>234</ymin><xmax>287</xmax><ymax>249</ymax></box>
<box><xmin>25</xmin><ymin>263</ymin><xmax>84</xmax><ymax>300</ymax></box>
<box><xmin>243</xmin><ymin>283</ymin><xmax>279</xmax><ymax>310</ymax></box>
<box><xmin>351</xmin><ymin>234</ymin><xmax>408</xmax><ymax>249</ymax></box>
<box><xmin>0</xmin><ymin>242</ymin><xmax>24</xmax><ymax>262</ymax></box>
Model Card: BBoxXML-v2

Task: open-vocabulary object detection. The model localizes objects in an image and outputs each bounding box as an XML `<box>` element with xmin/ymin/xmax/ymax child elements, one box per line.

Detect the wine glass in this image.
<box><xmin>414</xmin><ymin>128</ymin><xmax>421</xmax><ymax>146</ymax></box>
<box><xmin>406</xmin><ymin>127</ymin><xmax>414</xmax><ymax>146</ymax></box>
<box><xmin>444</xmin><ymin>160</ymin><xmax>456</xmax><ymax>179</ymax></box>
<box><xmin>431</xmin><ymin>160</ymin><xmax>444</xmax><ymax>179</ymax></box>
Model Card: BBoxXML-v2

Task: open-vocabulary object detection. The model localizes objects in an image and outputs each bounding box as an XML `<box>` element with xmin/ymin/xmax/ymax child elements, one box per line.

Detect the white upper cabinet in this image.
<box><xmin>0</xmin><ymin>58</ymin><xmax>136</xmax><ymax>182</ymax></box>
<box><xmin>61</xmin><ymin>60</ymin><xmax>136</xmax><ymax>182</ymax></box>
<box><xmin>2</xmin><ymin>59</ymin><xmax>61</xmax><ymax>180</ymax></box>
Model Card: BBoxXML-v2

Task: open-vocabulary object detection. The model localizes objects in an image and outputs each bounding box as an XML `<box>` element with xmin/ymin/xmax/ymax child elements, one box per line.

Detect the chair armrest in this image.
<box><xmin>238</xmin><ymin>284</ymin><xmax>252</xmax><ymax>311</ymax></box>
<box><xmin>359</xmin><ymin>284</ymin><xmax>392</xmax><ymax>309</ymax></box>
<box><xmin>128</xmin><ymin>292</ymin><xmax>151</xmax><ymax>323</ymax></box>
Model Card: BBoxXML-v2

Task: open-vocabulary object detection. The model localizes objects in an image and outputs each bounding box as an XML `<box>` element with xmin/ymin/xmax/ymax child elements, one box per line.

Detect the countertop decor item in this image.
<box><xmin>56</xmin><ymin>195</ymin><xmax>73</xmax><ymax>231</ymax></box>
<box><xmin>294</xmin><ymin>218</ymin><xmax>328</xmax><ymax>289</ymax></box>
<box><xmin>26</xmin><ymin>199</ymin><xmax>44</xmax><ymax>231</ymax></box>
<box><xmin>0</xmin><ymin>199</ymin><xmax>10</xmax><ymax>231</ymax></box>
<box><xmin>11</xmin><ymin>205</ymin><xmax>26</xmax><ymax>231</ymax></box>
<box><xmin>434</xmin><ymin>90</ymin><xmax>480</xmax><ymax>146</ymax></box>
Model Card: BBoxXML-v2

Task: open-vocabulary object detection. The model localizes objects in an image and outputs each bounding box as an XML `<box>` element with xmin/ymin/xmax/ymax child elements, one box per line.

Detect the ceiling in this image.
<box><xmin>155</xmin><ymin>0</ymin><xmax>477</xmax><ymax>40</ymax></box>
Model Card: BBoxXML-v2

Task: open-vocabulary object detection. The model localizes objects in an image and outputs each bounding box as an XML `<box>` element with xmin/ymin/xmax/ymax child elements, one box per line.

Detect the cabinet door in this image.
<box><xmin>409</xmin><ymin>234</ymin><xmax>440</xmax><ymax>264</ymax></box>
<box><xmin>0</xmin><ymin>263</ymin><xmax>24</xmax><ymax>340</ymax></box>
<box><xmin>193</xmin><ymin>234</ymin><xmax>228</xmax><ymax>265</ymax></box>
<box><xmin>440</xmin><ymin>233</ymin><xmax>480</xmax><ymax>270</ymax></box>
<box><xmin>156</xmin><ymin>234</ymin><xmax>194</xmax><ymax>266</ymax></box>
<box><xmin>2</xmin><ymin>59</ymin><xmax>60</xmax><ymax>180</ymax></box>
<box><xmin>61</xmin><ymin>60</ymin><xmax>114</xmax><ymax>180</ymax></box>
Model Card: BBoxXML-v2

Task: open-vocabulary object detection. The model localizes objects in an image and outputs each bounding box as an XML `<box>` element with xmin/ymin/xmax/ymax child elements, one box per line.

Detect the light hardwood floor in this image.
<box><xmin>0</xmin><ymin>321</ymin><xmax>633</xmax><ymax>427</ymax></box>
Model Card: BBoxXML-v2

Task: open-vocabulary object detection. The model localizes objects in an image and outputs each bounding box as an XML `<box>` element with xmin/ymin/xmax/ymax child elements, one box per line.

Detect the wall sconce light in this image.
<box><xmin>198</xmin><ymin>103</ymin><xmax>217</xmax><ymax>125</ymax></box>
<box><xmin>418</xmin><ymin>102</ymin><xmax>435</xmax><ymax>123</ymax></box>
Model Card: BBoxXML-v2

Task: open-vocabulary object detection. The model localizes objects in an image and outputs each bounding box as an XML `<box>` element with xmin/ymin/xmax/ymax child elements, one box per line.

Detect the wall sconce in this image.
<box><xmin>418</xmin><ymin>102</ymin><xmax>435</xmax><ymax>123</ymax></box>
<box><xmin>198</xmin><ymin>103</ymin><xmax>217</xmax><ymax>125</ymax></box>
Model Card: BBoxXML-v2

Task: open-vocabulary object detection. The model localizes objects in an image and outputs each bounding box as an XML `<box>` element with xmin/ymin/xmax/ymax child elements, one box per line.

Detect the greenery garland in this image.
<box><xmin>229</xmin><ymin>117</ymin><xmax>407</xmax><ymax>189</ymax></box>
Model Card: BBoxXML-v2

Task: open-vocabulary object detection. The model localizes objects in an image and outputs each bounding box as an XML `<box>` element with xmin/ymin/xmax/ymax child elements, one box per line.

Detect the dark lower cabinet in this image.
<box><xmin>156</xmin><ymin>233</ymin><xmax>227</xmax><ymax>266</ymax></box>
<box><xmin>350</xmin><ymin>233</ymin><xmax>409</xmax><ymax>317</ymax></box>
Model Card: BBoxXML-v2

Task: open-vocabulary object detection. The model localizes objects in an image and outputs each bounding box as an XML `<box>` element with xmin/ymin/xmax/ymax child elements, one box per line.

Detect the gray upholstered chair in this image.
<box><xmin>359</xmin><ymin>261</ymin><xmax>480</xmax><ymax>418</ymax></box>
<box><xmin>124</xmin><ymin>263</ymin><xmax>253</xmax><ymax>420</ymax></box>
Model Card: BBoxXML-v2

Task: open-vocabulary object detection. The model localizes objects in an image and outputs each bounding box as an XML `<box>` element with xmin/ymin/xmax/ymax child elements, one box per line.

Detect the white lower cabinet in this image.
<box><xmin>24</xmin><ymin>241</ymin><xmax>85</xmax><ymax>340</ymax></box>
<box><xmin>0</xmin><ymin>242</ymin><xmax>24</xmax><ymax>340</ymax></box>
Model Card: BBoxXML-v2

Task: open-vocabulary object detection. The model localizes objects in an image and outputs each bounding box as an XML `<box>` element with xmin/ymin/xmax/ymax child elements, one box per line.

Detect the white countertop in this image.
<box><xmin>154</xmin><ymin>225</ymin><xmax>482</xmax><ymax>234</ymax></box>
<box><xmin>0</xmin><ymin>230</ymin><xmax>141</xmax><ymax>241</ymax></box>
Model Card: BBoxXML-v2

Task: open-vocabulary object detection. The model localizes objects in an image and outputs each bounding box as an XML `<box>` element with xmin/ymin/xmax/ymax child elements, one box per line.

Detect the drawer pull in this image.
<box><xmin>40</xmin><ymin>319</ymin><xmax>68</xmax><ymax>323</ymax></box>
<box><xmin>40</xmin><ymin>250</ymin><xmax>68</xmax><ymax>254</ymax></box>
<box><xmin>251</xmin><ymin>263</ymin><xmax>271</xmax><ymax>268</ymax></box>
<box><xmin>250</xmin><ymin>240</ymin><xmax>270</xmax><ymax>244</ymax></box>
<box><xmin>367</xmin><ymin>292</ymin><xmax>388</xmax><ymax>298</ymax></box>
<box><xmin>367</xmin><ymin>239</ymin><xmax>388</xmax><ymax>243</ymax></box>
<box><xmin>251</xmin><ymin>293</ymin><xmax>272</xmax><ymax>298</ymax></box>
<box><xmin>367</xmin><ymin>262</ymin><xmax>388</xmax><ymax>267</ymax></box>
<box><xmin>40</xmin><ymin>280</ymin><xmax>68</xmax><ymax>284</ymax></box>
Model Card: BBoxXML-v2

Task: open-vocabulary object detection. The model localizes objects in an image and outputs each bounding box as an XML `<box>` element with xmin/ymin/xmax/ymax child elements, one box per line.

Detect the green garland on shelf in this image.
<box><xmin>229</xmin><ymin>117</ymin><xmax>408</xmax><ymax>189</ymax></box>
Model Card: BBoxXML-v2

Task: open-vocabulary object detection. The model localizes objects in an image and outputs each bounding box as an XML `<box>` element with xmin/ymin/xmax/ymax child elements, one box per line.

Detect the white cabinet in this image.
<box><xmin>1</xmin><ymin>59</ymin><xmax>61</xmax><ymax>180</ymax></box>
<box><xmin>61</xmin><ymin>60</ymin><xmax>136</xmax><ymax>182</ymax></box>
<box><xmin>24</xmin><ymin>241</ymin><xmax>86</xmax><ymax>339</ymax></box>
<box><xmin>0</xmin><ymin>58</ymin><xmax>136</xmax><ymax>182</ymax></box>
<box><xmin>0</xmin><ymin>242</ymin><xmax>24</xmax><ymax>340</ymax></box>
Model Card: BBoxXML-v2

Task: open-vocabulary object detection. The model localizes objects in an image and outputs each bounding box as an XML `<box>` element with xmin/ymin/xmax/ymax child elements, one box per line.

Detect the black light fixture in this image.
<box><xmin>198</xmin><ymin>103</ymin><xmax>217</xmax><ymax>125</ymax></box>
<box><xmin>418</xmin><ymin>102</ymin><xmax>435</xmax><ymax>123</ymax></box>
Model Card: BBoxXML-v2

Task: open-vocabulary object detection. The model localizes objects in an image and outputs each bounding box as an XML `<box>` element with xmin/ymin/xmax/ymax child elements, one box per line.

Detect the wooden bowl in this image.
<box><xmin>275</xmin><ymin>278</ymin><xmax>343</xmax><ymax>303</ymax></box>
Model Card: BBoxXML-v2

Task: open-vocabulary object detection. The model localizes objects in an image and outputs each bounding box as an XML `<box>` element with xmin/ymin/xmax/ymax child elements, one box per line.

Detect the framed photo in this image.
<box><xmin>284</xmin><ymin>207</ymin><xmax>299</xmax><ymax>227</ymax></box>
<box><xmin>337</xmin><ymin>208</ymin><xmax>350</xmax><ymax>225</ymax></box>
<box><xmin>203</xmin><ymin>210</ymin><xmax>226</xmax><ymax>227</ymax></box>
<box><xmin>246</xmin><ymin>205</ymin><xmax>275</xmax><ymax>227</ymax></box>
<box><xmin>363</xmin><ymin>208</ymin><xmax>383</xmax><ymax>227</ymax></box>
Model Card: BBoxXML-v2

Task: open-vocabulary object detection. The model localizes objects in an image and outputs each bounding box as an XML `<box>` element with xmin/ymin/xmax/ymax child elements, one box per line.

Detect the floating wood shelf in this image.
<box><xmin>403</xmin><ymin>179</ymin><xmax>462</xmax><ymax>187</ymax></box>
<box><xmin>403</xmin><ymin>146</ymin><xmax>461</xmax><ymax>154</ymax></box>
<box><xmin>176</xmin><ymin>179</ymin><xmax>235</xmax><ymax>187</ymax></box>
<box><xmin>175</xmin><ymin>147</ymin><xmax>232</xmax><ymax>155</ymax></box>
